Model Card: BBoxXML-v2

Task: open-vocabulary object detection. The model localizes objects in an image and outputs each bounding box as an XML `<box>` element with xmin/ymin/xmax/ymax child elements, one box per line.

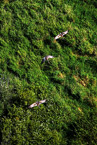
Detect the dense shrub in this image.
<box><xmin>0</xmin><ymin>0</ymin><xmax>97</xmax><ymax>144</ymax></box>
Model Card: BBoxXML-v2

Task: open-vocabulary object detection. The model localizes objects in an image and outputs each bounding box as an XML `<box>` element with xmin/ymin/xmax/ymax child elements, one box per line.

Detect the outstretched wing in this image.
<box><xmin>41</xmin><ymin>58</ymin><xmax>45</xmax><ymax>64</ymax></box>
<box><xmin>28</xmin><ymin>102</ymin><xmax>37</xmax><ymax>108</ymax></box>
<box><xmin>47</xmin><ymin>55</ymin><xmax>54</xmax><ymax>59</ymax></box>
<box><xmin>54</xmin><ymin>30</ymin><xmax>68</xmax><ymax>40</ymax></box>
<box><xmin>54</xmin><ymin>34</ymin><xmax>62</xmax><ymax>40</ymax></box>
<box><xmin>39</xmin><ymin>99</ymin><xmax>46</xmax><ymax>105</ymax></box>
<box><xmin>62</xmin><ymin>30</ymin><xmax>68</xmax><ymax>36</ymax></box>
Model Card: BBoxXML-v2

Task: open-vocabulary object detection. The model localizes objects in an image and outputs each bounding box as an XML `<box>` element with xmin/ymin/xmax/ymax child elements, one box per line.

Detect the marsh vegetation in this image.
<box><xmin>0</xmin><ymin>0</ymin><xmax>97</xmax><ymax>144</ymax></box>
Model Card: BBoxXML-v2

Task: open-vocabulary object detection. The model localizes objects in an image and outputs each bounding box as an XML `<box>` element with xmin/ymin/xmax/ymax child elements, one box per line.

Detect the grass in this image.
<box><xmin>0</xmin><ymin>0</ymin><xmax>97</xmax><ymax>144</ymax></box>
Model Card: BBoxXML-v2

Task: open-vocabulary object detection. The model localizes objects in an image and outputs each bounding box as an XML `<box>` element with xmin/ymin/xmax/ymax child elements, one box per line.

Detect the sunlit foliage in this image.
<box><xmin>0</xmin><ymin>0</ymin><xmax>97</xmax><ymax>144</ymax></box>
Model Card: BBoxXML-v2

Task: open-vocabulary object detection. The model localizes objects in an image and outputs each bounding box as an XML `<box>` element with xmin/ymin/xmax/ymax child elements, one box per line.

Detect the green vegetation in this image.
<box><xmin>0</xmin><ymin>0</ymin><xmax>97</xmax><ymax>144</ymax></box>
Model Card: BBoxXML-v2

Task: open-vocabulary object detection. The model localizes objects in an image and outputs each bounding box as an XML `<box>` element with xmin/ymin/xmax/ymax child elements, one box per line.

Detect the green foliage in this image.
<box><xmin>0</xmin><ymin>0</ymin><xmax>97</xmax><ymax>144</ymax></box>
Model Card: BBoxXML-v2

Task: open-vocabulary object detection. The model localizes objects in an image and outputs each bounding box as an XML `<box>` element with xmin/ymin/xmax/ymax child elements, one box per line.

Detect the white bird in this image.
<box><xmin>41</xmin><ymin>55</ymin><xmax>54</xmax><ymax>64</ymax></box>
<box><xmin>54</xmin><ymin>30</ymin><xmax>68</xmax><ymax>40</ymax></box>
<box><xmin>28</xmin><ymin>99</ymin><xmax>46</xmax><ymax>108</ymax></box>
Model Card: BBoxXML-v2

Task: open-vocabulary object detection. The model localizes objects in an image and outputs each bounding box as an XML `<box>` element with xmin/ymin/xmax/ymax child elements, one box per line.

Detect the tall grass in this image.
<box><xmin>0</xmin><ymin>0</ymin><xmax>97</xmax><ymax>144</ymax></box>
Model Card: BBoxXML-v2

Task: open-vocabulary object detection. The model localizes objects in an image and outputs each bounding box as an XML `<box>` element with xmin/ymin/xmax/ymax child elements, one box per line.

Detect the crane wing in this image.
<box><xmin>28</xmin><ymin>102</ymin><xmax>37</xmax><ymax>108</ymax></box>
<box><xmin>54</xmin><ymin>30</ymin><xmax>68</xmax><ymax>40</ymax></box>
<box><xmin>62</xmin><ymin>30</ymin><xmax>68</xmax><ymax>36</ymax></box>
<box><xmin>54</xmin><ymin>34</ymin><xmax>62</xmax><ymax>40</ymax></box>
<box><xmin>41</xmin><ymin>58</ymin><xmax>45</xmax><ymax>64</ymax></box>
<box><xmin>39</xmin><ymin>99</ymin><xmax>46</xmax><ymax>105</ymax></box>
<box><xmin>47</xmin><ymin>55</ymin><xmax>54</xmax><ymax>59</ymax></box>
